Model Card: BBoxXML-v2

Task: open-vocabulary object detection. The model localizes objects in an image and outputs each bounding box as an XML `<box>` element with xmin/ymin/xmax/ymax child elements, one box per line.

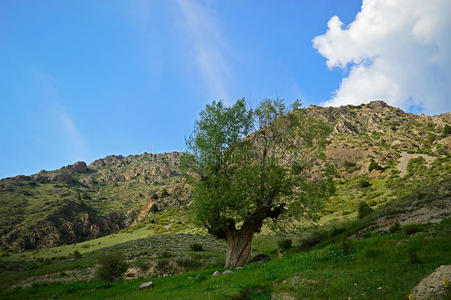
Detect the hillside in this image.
<box><xmin>1</xmin><ymin>101</ymin><xmax>450</xmax><ymax>252</ymax></box>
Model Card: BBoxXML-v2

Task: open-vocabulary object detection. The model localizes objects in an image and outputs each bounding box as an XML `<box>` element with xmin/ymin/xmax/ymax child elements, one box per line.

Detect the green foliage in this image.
<box><xmin>443</xmin><ymin>124</ymin><xmax>451</xmax><ymax>135</ymax></box>
<box><xmin>189</xmin><ymin>243</ymin><xmax>203</xmax><ymax>252</ymax></box>
<box><xmin>298</xmin><ymin>230</ymin><xmax>328</xmax><ymax>251</ymax></box>
<box><xmin>72</xmin><ymin>250</ymin><xmax>82</xmax><ymax>259</ymax></box>
<box><xmin>359</xmin><ymin>179</ymin><xmax>371</xmax><ymax>188</ymax></box>
<box><xmin>389</xmin><ymin>222</ymin><xmax>401</xmax><ymax>233</ymax></box>
<box><xmin>403</xmin><ymin>223</ymin><xmax>422</xmax><ymax>235</ymax></box>
<box><xmin>150</xmin><ymin>204</ymin><xmax>159</xmax><ymax>213</ymax></box>
<box><xmin>368</xmin><ymin>159</ymin><xmax>380</xmax><ymax>172</ymax></box>
<box><xmin>407</xmin><ymin>157</ymin><xmax>427</xmax><ymax>176</ymax></box>
<box><xmin>161</xmin><ymin>188</ymin><xmax>169</xmax><ymax>197</ymax></box>
<box><xmin>95</xmin><ymin>252</ymin><xmax>128</xmax><ymax>282</ymax></box>
<box><xmin>186</xmin><ymin>98</ymin><xmax>334</xmax><ymax>240</ymax></box>
<box><xmin>357</xmin><ymin>201</ymin><xmax>373</xmax><ymax>219</ymax></box>
<box><xmin>151</xmin><ymin>193</ymin><xmax>159</xmax><ymax>200</ymax></box>
<box><xmin>343</xmin><ymin>160</ymin><xmax>356</xmax><ymax>168</ymax></box>
<box><xmin>406</xmin><ymin>246</ymin><xmax>421</xmax><ymax>264</ymax></box>
<box><xmin>277</xmin><ymin>239</ymin><xmax>292</xmax><ymax>250</ymax></box>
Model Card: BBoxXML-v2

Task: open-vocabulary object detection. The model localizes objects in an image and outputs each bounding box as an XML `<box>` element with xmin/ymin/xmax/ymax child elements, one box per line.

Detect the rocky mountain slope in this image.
<box><xmin>1</xmin><ymin>101</ymin><xmax>449</xmax><ymax>251</ymax></box>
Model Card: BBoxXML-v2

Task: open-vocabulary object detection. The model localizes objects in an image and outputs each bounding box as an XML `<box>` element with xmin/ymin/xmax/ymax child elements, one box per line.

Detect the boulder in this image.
<box><xmin>139</xmin><ymin>281</ymin><xmax>153</xmax><ymax>290</ymax></box>
<box><xmin>212</xmin><ymin>271</ymin><xmax>221</xmax><ymax>276</ymax></box>
<box><xmin>223</xmin><ymin>270</ymin><xmax>233</xmax><ymax>274</ymax></box>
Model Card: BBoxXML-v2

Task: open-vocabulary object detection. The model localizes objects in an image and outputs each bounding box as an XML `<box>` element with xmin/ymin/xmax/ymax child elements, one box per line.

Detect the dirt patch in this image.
<box><xmin>397</xmin><ymin>152</ymin><xmax>435</xmax><ymax>177</ymax></box>
<box><xmin>410</xmin><ymin>265</ymin><xmax>451</xmax><ymax>300</ymax></box>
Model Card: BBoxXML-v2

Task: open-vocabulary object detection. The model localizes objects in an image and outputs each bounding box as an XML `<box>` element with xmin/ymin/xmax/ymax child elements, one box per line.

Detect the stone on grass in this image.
<box><xmin>139</xmin><ymin>281</ymin><xmax>154</xmax><ymax>290</ymax></box>
<box><xmin>223</xmin><ymin>270</ymin><xmax>233</xmax><ymax>274</ymax></box>
<box><xmin>249</xmin><ymin>254</ymin><xmax>270</xmax><ymax>263</ymax></box>
<box><xmin>212</xmin><ymin>271</ymin><xmax>221</xmax><ymax>276</ymax></box>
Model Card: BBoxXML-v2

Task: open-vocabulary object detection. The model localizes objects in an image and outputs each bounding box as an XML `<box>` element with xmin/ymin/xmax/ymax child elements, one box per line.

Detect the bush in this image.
<box><xmin>359</xmin><ymin>180</ymin><xmax>371</xmax><ymax>188</ymax></box>
<box><xmin>403</xmin><ymin>223</ymin><xmax>421</xmax><ymax>235</ymax></box>
<box><xmin>151</xmin><ymin>193</ymin><xmax>159</xmax><ymax>200</ymax></box>
<box><xmin>389</xmin><ymin>222</ymin><xmax>401</xmax><ymax>233</ymax></box>
<box><xmin>150</xmin><ymin>204</ymin><xmax>159</xmax><ymax>213</ymax></box>
<box><xmin>73</xmin><ymin>250</ymin><xmax>82</xmax><ymax>259</ymax></box>
<box><xmin>159</xmin><ymin>250</ymin><xmax>173</xmax><ymax>258</ymax></box>
<box><xmin>189</xmin><ymin>243</ymin><xmax>203</xmax><ymax>252</ymax></box>
<box><xmin>368</xmin><ymin>159</ymin><xmax>380</xmax><ymax>172</ymax></box>
<box><xmin>161</xmin><ymin>188</ymin><xmax>169</xmax><ymax>197</ymax></box>
<box><xmin>343</xmin><ymin>160</ymin><xmax>356</xmax><ymax>168</ymax></box>
<box><xmin>330</xmin><ymin>226</ymin><xmax>346</xmax><ymax>237</ymax></box>
<box><xmin>277</xmin><ymin>239</ymin><xmax>292</xmax><ymax>250</ymax></box>
<box><xmin>338</xmin><ymin>238</ymin><xmax>353</xmax><ymax>255</ymax></box>
<box><xmin>298</xmin><ymin>231</ymin><xmax>328</xmax><ymax>251</ymax></box>
<box><xmin>358</xmin><ymin>201</ymin><xmax>373</xmax><ymax>219</ymax></box>
<box><xmin>95</xmin><ymin>252</ymin><xmax>128</xmax><ymax>282</ymax></box>
<box><xmin>443</xmin><ymin>124</ymin><xmax>451</xmax><ymax>135</ymax></box>
<box><xmin>407</xmin><ymin>246</ymin><xmax>421</xmax><ymax>264</ymax></box>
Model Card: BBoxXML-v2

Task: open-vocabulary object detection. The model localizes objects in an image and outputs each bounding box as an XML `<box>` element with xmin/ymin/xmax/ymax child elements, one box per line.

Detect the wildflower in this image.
<box><xmin>408</xmin><ymin>293</ymin><xmax>414</xmax><ymax>300</ymax></box>
<box><xmin>444</xmin><ymin>277</ymin><xmax>449</xmax><ymax>288</ymax></box>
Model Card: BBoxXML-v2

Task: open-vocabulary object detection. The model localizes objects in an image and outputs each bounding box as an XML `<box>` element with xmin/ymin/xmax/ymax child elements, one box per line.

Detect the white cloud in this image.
<box><xmin>176</xmin><ymin>0</ymin><xmax>232</xmax><ymax>102</ymax></box>
<box><xmin>313</xmin><ymin>0</ymin><xmax>451</xmax><ymax>115</ymax></box>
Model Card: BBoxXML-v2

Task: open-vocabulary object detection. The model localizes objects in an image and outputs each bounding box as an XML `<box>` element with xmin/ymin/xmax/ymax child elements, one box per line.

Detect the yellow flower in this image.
<box><xmin>444</xmin><ymin>277</ymin><xmax>449</xmax><ymax>288</ymax></box>
<box><xmin>408</xmin><ymin>293</ymin><xmax>414</xmax><ymax>300</ymax></box>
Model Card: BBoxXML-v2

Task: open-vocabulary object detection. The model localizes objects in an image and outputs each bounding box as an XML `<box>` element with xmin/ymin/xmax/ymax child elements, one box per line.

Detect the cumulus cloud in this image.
<box><xmin>313</xmin><ymin>0</ymin><xmax>451</xmax><ymax>114</ymax></box>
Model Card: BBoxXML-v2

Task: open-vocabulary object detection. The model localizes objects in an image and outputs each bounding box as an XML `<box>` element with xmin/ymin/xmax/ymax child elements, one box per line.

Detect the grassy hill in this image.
<box><xmin>0</xmin><ymin>101</ymin><xmax>450</xmax><ymax>299</ymax></box>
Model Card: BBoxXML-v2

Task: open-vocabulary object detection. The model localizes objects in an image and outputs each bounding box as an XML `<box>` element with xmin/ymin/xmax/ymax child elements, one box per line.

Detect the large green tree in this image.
<box><xmin>185</xmin><ymin>98</ymin><xmax>334</xmax><ymax>268</ymax></box>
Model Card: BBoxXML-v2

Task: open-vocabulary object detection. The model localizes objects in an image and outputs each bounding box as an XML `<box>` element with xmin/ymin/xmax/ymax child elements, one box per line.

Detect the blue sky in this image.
<box><xmin>1</xmin><ymin>0</ymin><xmax>449</xmax><ymax>178</ymax></box>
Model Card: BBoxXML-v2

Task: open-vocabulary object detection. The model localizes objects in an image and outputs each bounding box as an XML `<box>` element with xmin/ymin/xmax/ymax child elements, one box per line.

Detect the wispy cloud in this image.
<box><xmin>176</xmin><ymin>0</ymin><xmax>232</xmax><ymax>102</ymax></box>
<box><xmin>33</xmin><ymin>71</ymin><xmax>88</xmax><ymax>162</ymax></box>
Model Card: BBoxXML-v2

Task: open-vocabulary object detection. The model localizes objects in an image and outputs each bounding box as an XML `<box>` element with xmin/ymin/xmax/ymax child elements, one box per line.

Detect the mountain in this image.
<box><xmin>1</xmin><ymin>101</ymin><xmax>450</xmax><ymax>251</ymax></box>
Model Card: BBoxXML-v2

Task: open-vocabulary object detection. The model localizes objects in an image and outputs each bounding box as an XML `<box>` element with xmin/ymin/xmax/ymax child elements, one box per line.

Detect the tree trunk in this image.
<box><xmin>224</xmin><ymin>230</ymin><xmax>253</xmax><ymax>269</ymax></box>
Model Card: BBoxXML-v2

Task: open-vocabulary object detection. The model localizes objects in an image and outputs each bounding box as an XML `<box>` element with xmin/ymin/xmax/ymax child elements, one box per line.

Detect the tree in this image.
<box><xmin>185</xmin><ymin>98</ymin><xmax>334</xmax><ymax>268</ymax></box>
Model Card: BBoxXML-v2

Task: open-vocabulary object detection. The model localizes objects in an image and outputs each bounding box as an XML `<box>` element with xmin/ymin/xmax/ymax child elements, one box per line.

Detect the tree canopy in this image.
<box><xmin>185</xmin><ymin>98</ymin><xmax>335</xmax><ymax>268</ymax></box>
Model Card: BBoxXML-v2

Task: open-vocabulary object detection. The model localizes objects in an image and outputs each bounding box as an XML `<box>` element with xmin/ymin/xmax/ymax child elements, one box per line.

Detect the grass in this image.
<box><xmin>1</xmin><ymin>218</ymin><xmax>449</xmax><ymax>299</ymax></box>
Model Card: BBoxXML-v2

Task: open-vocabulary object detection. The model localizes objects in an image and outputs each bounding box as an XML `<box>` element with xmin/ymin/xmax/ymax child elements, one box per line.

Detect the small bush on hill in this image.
<box><xmin>299</xmin><ymin>231</ymin><xmax>328</xmax><ymax>251</ymax></box>
<box><xmin>443</xmin><ymin>124</ymin><xmax>451</xmax><ymax>135</ymax></box>
<box><xmin>150</xmin><ymin>203</ymin><xmax>159</xmax><ymax>213</ymax></box>
<box><xmin>358</xmin><ymin>201</ymin><xmax>373</xmax><ymax>219</ymax></box>
<box><xmin>403</xmin><ymin>223</ymin><xmax>422</xmax><ymax>235</ymax></box>
<box><xmin>330</xmin><ymin>226</ymin><xmax>347</xmax><ymax>237</ymax></box>
<box><xmin>359</xmin><ymin>179</ymin><xmax>371</xmax><ymax>188</ymax></box>
<box><xmin>277</xmin><ymin>239</ymin><xmax>292</xmax><ymax>250</ymax></box>
<box><xmin>73</xmin><ymin>250</ymin><xmax>82</xmax><ymax>259</ymax></box>
<box><xmin>343</xmin><ymin>160</ymin><xmax>356</xmax><ymax>168</ymax></box>
<box><xmin>161</xmin><ymin>188</ymin><xmax>169</xmax><ymax>197</ymax></box>
<box><xmin>368</xmin><ymin>159</ymin><xmax>380</xmax><ymax>172</ymax></box>
<box><xmin>95</xmin><ymin>252</ymin><xmax>128</xmax><ymax>282</ymax></box>
<box><xmin>190</xmin><ymin>243</ymin><xmax>203</xmax><ymax>252</ymax></box>
<box><xmin>389</xmin><ymin>222</ymin><xmax>401</xmax><ymax>233</ymax></box>
<box><xmin>151</xmin><ymin>193</ymin><xmax>159</xmax><ymax>200</ymax></box>
<box><xmin>407</xmin><ymin>246</ymin><xmax>421</xmax><ymax>264</ymax></box>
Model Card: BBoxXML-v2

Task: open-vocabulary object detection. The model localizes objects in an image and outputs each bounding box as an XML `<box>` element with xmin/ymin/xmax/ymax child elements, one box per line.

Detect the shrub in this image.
<box><xmin>190</xmin><ymin>243</ymin><xmax>203</xmax><ymax>252</ymax></box>
<box><xmin>330</xmin><ymin>226</ymin><xmax>346</xmax><ymax>237</ymax></box>
<box><xmin>368</xmin><ymin>159</ymin><xmax>380</xmax><ymax>172</ymax></box>
<box><xmin>150</xmin><ymin>204</ymin><xmax>159</xmax><ymax>213</ymax></box>
<box><xmin>343</xmin><ymin>160</ymin><xmax>356</xmax><ymax>168</ymax></box>
<box><xmin>277</xmin><ymin>239</ymin><xmax>292</xmax><ymax>250</ymax></box>
<box><xmin>364</xmin><ymin>248</ymin><xmax>383</xmax><ymax>258</ymax></box>
<box><xmin>73</xmin><ymin>250</ymin><xmax>82</xmax><ymax>259</ymax></box>
<box><xmin>161</xmin><ymin>188</ymin><xmax>169</xmax><ymax>197</ymax></box>
<box><xmin>443</xmin><ymin>124</ymin><xmax>451</xmax><ymax>135</ymax></box>
<box><xmin>95</xmin><ymin>252</ymin><xmax>128</xmax><ymax>282</ymax></box>
<box><xmin>338</xmin><ymin>238</ymin><xmax>353</xmax><ymax>255</ymax></box>
<box><xmin>151</xmin><ymin>193</ymin><xmax>159</xmax><ymax>200</ymax></box>
<box><xmin>298</xmin><ymin>230</ymin><xmax>328</xmax><ymax>251</ymax></box>
<box><xmin>407</xmin><ymin>246</ymin><xmax>421</xmax><ymax>264</ymax></box>
<box><xmin>389</xmin><ymin>222</ymin><xmax>401</xmax><ymax>233</ymax></box>
<box><xmin>176</xmin><ymin>256</ymin><xmax>201</xmax><ymax>269</ymax></box>
<box><xmin>403</xmin><ymin>223</ymin><xmax>422</xmax><ymax>235</ymax></box>
<box><xmin>359</xmin><ymin>179</ymin><xmax>371</xmax><ymax>188</ymax></box>
<box><xmin>358</xmin><ymin>201</ymin><xmax>373</xmax><ymax>219</ymax></box>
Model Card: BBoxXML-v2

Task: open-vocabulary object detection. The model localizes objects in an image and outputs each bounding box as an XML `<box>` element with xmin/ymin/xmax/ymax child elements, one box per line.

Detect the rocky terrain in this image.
<box><xmin>1</xmin><ymin>101</ymin><xmax>449</xmax><ymax>252</ymax></box>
